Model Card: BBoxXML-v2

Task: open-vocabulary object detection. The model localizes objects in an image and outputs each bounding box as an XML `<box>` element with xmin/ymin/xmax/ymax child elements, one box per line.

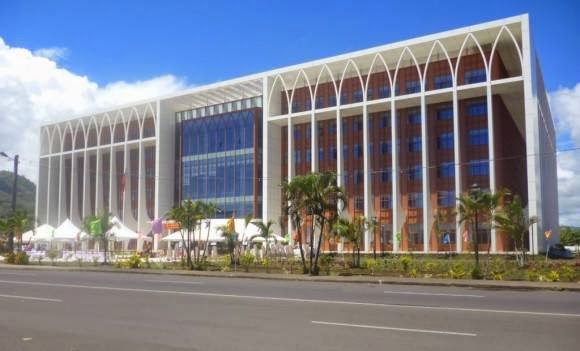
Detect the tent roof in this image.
<box><xmin>30</xmin><ymin>224</ymin><xmax>56</xmax><ymax>242</ymax></box>
<box><xmin>53</xmin><ymin>219</ymin><xmax>81</xmax><ymax>241</ymax></box>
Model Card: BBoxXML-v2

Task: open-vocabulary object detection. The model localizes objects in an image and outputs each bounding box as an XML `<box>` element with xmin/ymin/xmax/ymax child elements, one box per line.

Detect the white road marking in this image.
<box><xmin>0</xmin><ymin>272</ymin><xmax>36</xmax><ymax>276</ymax></box>
<box><xmin>384</xmin><ymin>290</ymin><xmax>484</xmax><ymax>298</ymax></box>
<box><xmin>312</xmin><ymin>320</ymin><xmax>477</xmax><ymax>337</ymax></box>
<box><xmin>145</xmin><ymin>279</ymin><xmax>203</xmax><ymax>285</ymax></box>
<box><xmin>0</xmin><ymin>279</ymin><xmax>578</xmax><ymax>318</ymax></box>
<box><xmin>0</xmin><ymin>294</ymin><xmax>62</xmax><ymax>302</ymax></box>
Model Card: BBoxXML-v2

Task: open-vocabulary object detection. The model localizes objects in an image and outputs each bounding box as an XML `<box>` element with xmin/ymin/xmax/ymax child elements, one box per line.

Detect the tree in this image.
<box><xmin>560</xmin><ymin>226</ymin><xmax>580</xmax><ymax>252</ymax></box>
<box><xmin>457</xmin><ymin>188</ymin><xmax>500</xmax><ymax>272</ymax></box>
<box><xmin>250</xmin><ymin>220</ymin><xmax>276</xmax><ymax>257</ymax></box>
<box><xmin>83</xmin><ymin>212</ymin><xmax>114</xmax><ymax>264</ymax></box>
<box><xmin>218</xmin><ymin>221</ymin><xmax>237</xmax><ymax>265</ymax></box>
<box><xmin>494</xmin><ymin>194</ymin><xmax>532</xmax><ymax>267</ymax></box>
<box><xmin>281</xmin><ymin>176</ymin><xmax>308</xmax><ymax>273</ymax></box>
<box><xmin>201</xmin><ymin>202</ymin><xmax>220</xmax><ymax>262</ymax></box>
<box><xmin>166</xmin><ymin>200</ymin><xmax>206</xmax><ymax>269</ymax></box>
<box><xmin>8</xmin><ymin>211</ymin><xmax>31</xmax><ymax>251</ymax></box>
<box><xmin>0</xmin><ymin>217</ymin><xmax>8</xmax><ymax>251</ymax></box>
<box><xmin>333</xmin><ymin>216</ymin><xmax>366</xmax><ymax>267</ymax></box>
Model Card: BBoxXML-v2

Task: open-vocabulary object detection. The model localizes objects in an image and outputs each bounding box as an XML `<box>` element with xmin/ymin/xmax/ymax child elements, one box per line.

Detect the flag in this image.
<box><xmin>90</xmin><ymin>218</ymin><xmax>103</xmax><ymax>236</ymax></box>
<box><xmin>152</xmin><ymin>218</ymin><xmax>163</xmax><ymax>234</ymax></box>
<box><xmin>462</xmin><ymin>228</ymin><xmax>469</xmax><ymax>242</ymax></box>
<box><xmin>442</xmin><ymin>232</ymin><xmax>450</xmax><ymax>245</ymax></box>
<box><xmin>226</xmin><ymin>216</ymin><xmax>235</xmax><ymax>233</ymax></box>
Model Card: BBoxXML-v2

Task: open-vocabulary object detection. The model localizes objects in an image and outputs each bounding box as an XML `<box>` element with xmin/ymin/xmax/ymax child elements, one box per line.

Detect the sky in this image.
<box><xmin>0</xmin><ymin>0</ymin><xmax>579</xmax><ymax>225</ymax></box>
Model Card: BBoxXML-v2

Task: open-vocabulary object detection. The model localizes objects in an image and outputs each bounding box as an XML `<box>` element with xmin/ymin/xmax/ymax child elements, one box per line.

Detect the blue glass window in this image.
<box><xmin>464</xmin><ymin>68</ymin><xmax>486</xmax><ymax>84</ymax></box>
<box><xmin>305</xmin><ymin>126</ymin><xmax>311</xmax><ymax>140</ymax></box>
<box><xmin>318</xmin><ymin>124</ymin><xmax>324</xmax><ymax>137</ymax></box>
<box><xmin>438</xmin><ymin>191</ymin><xmax>455</xmax><ymax>207</ymax></box>
<box><xmin>437</xmin><ymin>132</ymin><xmax>454</xmax><ymax>150</ymax></box>
<box><xmin>330</xmin><ymin>146</ymin><xmax>337</xmax><ymax>160</ymax></box>
<box><xmin>355</xmin><ymin>170</ymin><xmax>363</xmax><ymax>184</ymax></box>
<box><xmin>381</xmin><ymin>168</ymin><xmax>392</xmax><ymax>183</ymax></box>
<box><xmin>379</xmin><ymin>112</ymin><xmax>390</xmax><ymax>128</ymax></box>
<box><xmin>293</xmin><ymin>128</ymin><xmax>301</xmax><ymax>140</ymax></box>
<box><xmin>436</xmin><ymin>106</ymin><xmax>453</xmax><ymax>120</ymax></box>
<box><xmin>294</xmin><ymin>150</ymin><xmax>301</xmax><ymax>164</ymax></box>
<box><xmin>367</xmin><ymin>88</ymin><xmax>374</xmax><ymax>100</ymax></box>
<box><xmin>380</xmin><ymin>195</ymin><xmax>392</xmax><ymax>209</ymax></box>
<box><xmin>329</xmin><ymin>122</ymin><xmax>336</xmax><ymax>135</ymax></box>
<box><xmin>304</xmin><ymin>99</ymin><xmax>312</xmax><ymax>110</ymax></box>
<box><xmin>409</xmin><ymin>165</ymin><xmax>422</xmax><ymax>181</ymax></box>
<box><xmin>315</xmin><ymin>96</ymin><xmax>324</xmax><ymax>109</ymax></box>
<box><xmin>408</xmin><ymin>137</ymin><xmax>422</xmax><ymax>152</ymax></box>
<box><xmin>343</xmin><ymin>145</ymin><xmax>349</xmax><ymax>159</ymax></box>
<box><xmin>306</xmin><ymin>150</ymin><xmax>311</xmax><ymax>162</ymax></box>
<box><xmin>378</xmin><ymin>85</ymin><xmax>390</xmax><ymax>98</ymax></box>
<box><xmin>354</xmin><ymin>118</ymin><xmax>363</xmax><ymax>132</ymax></box>
<box><xmin>408</xmin><ymin>110</ymin><xmax>421</xmax><ymax>125</ymax></box>
<box><xmin>434</xmin><ymin>74</ymin><xmax>452</xmax><ymax>89</ymax></box>
<box><xmin>355</xmin><ymin>196</ymin><xmax>364</xmax><ymax>210</ymax></box>
<box><xmin>408</xmin><ymin>192</ymin><xmax>423</xmax><ymax>208</ymax></box>
<box><xmin>352</xmin><ymin>90</ymin><xmax>363</xmax><ymax>103</ymax></box>
<box><xmin>469</xmin><ymin>129</ymin><xmax>488</xmax><ymax>145</ymax></box>
<box><xmin>437</xmin><ymin>162</ymin><xmax>455</xmax><ymax>178</ymax></box>
<box><xmin>343</xmin><ymin>171</ymin><xmax>349</xmax><ymax>185</ymax></box>
<box><xmin>468</xmin><ymin>102</ymin><xmax>487</xmax><ymax>117</ymax></box>
<box><xmin>405</xmin><ymin>80</ymin><xmax>421</xmax><ymax>94</ymax></box>
<box><xmin>469</xmin><ymin>160</ymin><xmax>489</xmax><ymax>176</ymax></box>
<box><xmin>354</xmin><ymin>144</ymin><xmax>362</xmax><ymax>159</ymax></box>
<box><xmin>340</xmin><ymin>93</ymin><xmax>348</xmax><ymax>105</ymax></box>
<box><xmin>318</xmin><ymin>148</ymin><xmax>324</xmax><ymax>161</ymax></box>
<box><xmin>291</xmin><ymin>101</ymin><xmax>299</xmax><ymax>112</ymax></box>
<box><xmin>368</xmin><ymin>143</ymin><xmax>373</xmax><ymax>155</ymax></box>
<box><xmin>328</xmin><ymin>95</ymin><xmax>337</xmax><ymax>107</ymax></box>
<box><xmin>380</xmin><ymin>141</ymin><xmax>391</xmax><ymax>155</ymax></box>
<box><xmin>342</xmin><ymin>120</ymin><xmax>348</xmax><ymax>134</ymax></box>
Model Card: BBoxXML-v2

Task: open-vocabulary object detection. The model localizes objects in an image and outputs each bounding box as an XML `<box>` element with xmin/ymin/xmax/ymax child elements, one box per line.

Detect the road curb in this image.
<box><xmin>1</xmin><ymin>263</ymin><xmax>579</xmax><ymax>292</ymax></box>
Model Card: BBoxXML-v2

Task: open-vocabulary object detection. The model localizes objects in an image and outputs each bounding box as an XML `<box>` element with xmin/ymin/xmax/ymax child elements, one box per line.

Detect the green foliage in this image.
<box><xmin>47</xmin><ymin>249</ymin><xmax>59</xmax><ymax>265</ymax></box>
<box><xmin>399</xmin><ymin>255</ymin><xmax>412</xmax><ymax>272</ymax></box>
<box><xmin>4</xmin><ymin>252</ymin><xmax>15</xmax><ymax>264</ymax></box>
<box><xmin>320</xmin><ymin>254</ymin><xmax>334</xmax><ymax>275</ymax></box>
<box><xmin>14</xmin><ymin>252</ymin><xmax>29</xmax><ymax>265</ymax></box>
<box><xmin>240</xmin><ymin>252</ymin><xmax>255</xmax><ymax>272</ymax></box>
<box><xmin>0</xmin><ymin>171</ymin><xmax>35</xmax><ymax>218</ymax></box>
<box><xmin>408</xmin><ymin>268</ymin><xmax>418</xmax><ymax>278</ymax></box>
<box><xmin>363</xmin><ymin>258</ymin><xmax>380</xmax><ymax>275</ymax></box>
<box><xmin>526</xmin><ymin>269</ymin><xmax>540</xmax><ymax>281</ymax></box>
<box><xmin>558</xmin><ymin>265</ymin><xmax>576</xmax><ymax>282</ymax></box>
<box><xmin>546</xmin><ymin>270</ymin><xmax>560</xmax><ymax>282</ymax></box>
<box><xmin>126</xmin><ymin>255</ymin><xmax>142</xmax><ymax>269</ymax></box>
<box><xmin>560</xmin><ymin>226</ymin><xmax>580</xmax><ymax>247</ymax></box>
<box><xmin>449</xmin><ymin>263</ymin><xmax>467</xmax><ymax>279</ymax></box>
<box><xmin>471</xmin><ymin>266</ymin><xmax>484</xmax><ymax>280</ymax></box>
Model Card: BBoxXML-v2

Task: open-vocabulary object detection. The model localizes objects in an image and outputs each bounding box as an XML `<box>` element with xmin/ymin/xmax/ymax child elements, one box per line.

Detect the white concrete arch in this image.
<box><xmin>85</xmin><ymin>116</ymin><xmax>99</xmax><ymax>147</ymax></box>
<box><xmin>489</xmin><ymin>25</ymin><xmax>523</xmax><ymax>79</ymax></box>
<box><xmin>72</xmin><ymin>119</ymin><xmax>87</xmax><ymax>150</ymax></box>
<box><xmin>98</xmin><ymin>112</ymin><xmax>113</xmax><ymax>144</ymax></box>
<box><xmin>50</xmin><ymin>125</ymin><xmax>62</xmax><ymax>154</ymax></box>
<box><xmin>40</xmin><ymin>127</ymin><xmax>51</xmax><ymax>155</ymax></box>
<box><xmin>126</xmin><ymin>107</ymin><xmax>141</xmax><ymax>141</ymax></box>
<box><xmin>267</xmin><ymin>74</ymin><xmax>291</xmax><ymax>116</ymax></box>
<box><xmin>141</xmin><ymin>103</ymin><xmax>157</xmax><ymax>136</ymax></box>
<box><xmin>338</xmin><ymin>59</ymin><xmax>365</xmax><ymax>102</ymax></box>
<box><xmin>313</xmin><ymin>64</ymin><xmax>338</xmax><ymax>106</ymax></box>
<box><xmin>112</xmin><ymin>110</ymin><xmax>127</xmax><ymax>143</ymax></box>
<box><xmin>393</xmin><ymin>46</ymin><xmax>423</xmax><ymax>96</ymax></box>
<box><xmin>422</xmin><ymin>40</ymin><xmax>455</xmax><ymax>91</ymax></box>
<box><xmin>364</xmin><ymin>53</ymin><xmax>394</xmax><ymax>99</ymax></box>
<box><xmin>61</xmin><ymin>122</ymin><xmax>74</xmax><ymax>151</ymax></box>
<box><xmin>453</xmin><ymin>32</ymin><xmax>489</xmax><ymax>85</ymax></box>
<box><xmin>289</xmin><ymin>69</ymin><xmax>314</xmax><ymax>113</ymax></box>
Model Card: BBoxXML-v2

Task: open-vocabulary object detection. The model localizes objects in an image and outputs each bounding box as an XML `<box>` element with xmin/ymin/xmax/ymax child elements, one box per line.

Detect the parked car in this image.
<box><xmin>547</xmin><ymin>244</ymin><xmax>574</xmax><ymax>259</ymax></box>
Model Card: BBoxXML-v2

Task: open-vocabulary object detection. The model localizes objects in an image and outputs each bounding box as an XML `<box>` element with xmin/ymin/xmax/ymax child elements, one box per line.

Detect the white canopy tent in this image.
<box><xmin>53</xmin><ymin>219</ymin><xmax>81</xmax><ymax>242</ymax></box>
<box><xmin>30</xmin><ymin>224</ymin><xmax>56</xmax><ymax>243</ymax></box>
<box><xmin>109</xmin><ymin>217</ymin><xmax>139</xmax><ymax>241</ymax></box>
<box><xmin>161</xmin><ymin>219</ymin><xmax>263</xmax><ymax>243</ymax></box>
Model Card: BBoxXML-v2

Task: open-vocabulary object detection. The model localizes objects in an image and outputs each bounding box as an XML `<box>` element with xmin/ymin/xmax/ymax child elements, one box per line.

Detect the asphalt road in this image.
<box><xmin>0</xmin><ymin>269</ymin><xmax>578</xmax><ymax>351</ymax></box>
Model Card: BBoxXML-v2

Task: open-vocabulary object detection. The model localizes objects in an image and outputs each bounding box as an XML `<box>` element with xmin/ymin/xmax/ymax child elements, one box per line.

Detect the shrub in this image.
<box><xmin>471</xmin><ymin>266</ymin><xmax>484</xmax><ymax>280</ymax></box>
<box><xmin>526</xmin><ymin>269</ymin><xmax>540</xmax><ymax>282</ymax></box>
<box><xmin>449</xmin><ymin>263</ymin><xmax>467</xmax><ymax>279</ymax></box>
<box><xmin>546</xmin><ymin>270</ymin><xmax>560</xmax><ymax>282</ymax></box>
<box><xmin>363</xmin><ymin>258</ymin><xmax>381</xmax><ymax>275</ymax></box>
<box><xmin>240</xmin><ymin>252</ymin><xmax>255</xmax><ymax>272</ymax></box>
<box><xmin>14</xmin><ymin>252</ymin><xmax>29</xmax><ymax>265</ymax></box>
<box><xmin>400</xmin><ymin>256</ymin><xmax>412</xmax><ymax>273</ymax></box>
<box><xmin>47</xmin><ymin>249</ymin><xmax>59</xmax><ymax>265</ymax></box>
<box><xmin>320</xmin><ymin>254</ymin><xmax>333</xmax><ymax>275</ymax></box>
<box><xmin>4</xmin><ymin>252</ymin><xmax>15</xmax><ymax>264</ymax></box>
<box><xmin>408</xmin><ymin>268</ymin><xmax>418</xmax><ymax>278</ymax></box>
<box><xmin>559</xmin><ymin>265</ymin><xmax>577</xmax><ymax>282</ymax></box>
<box><xmin>422</xmin><ymin>262</ymin><xmax>436</xmax><ymax>274</ymax></box>
<box><xmin>126</xmin><ymin>254</ymin><xmax>142</xmax><ymax>269</ymax></box>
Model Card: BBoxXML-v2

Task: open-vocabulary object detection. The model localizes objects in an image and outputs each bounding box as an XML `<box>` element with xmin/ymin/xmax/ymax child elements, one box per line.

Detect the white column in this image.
<box><xmin>287</xmin><ymin>114</ymin><xmax>294</xmax><ymax>243</ymax></box>
<box><xmin>421</xmin><ymin>92</ymin><xmax>431</xmax><ymax>253</ymax></box>
<box><xmin>311</xmin><ymin>110</ymin><xmax>317</xmax><ymax>172</ymax></box>
<box><xmin>95</xmin><ymin>146</ymin><xmax>102</xmax><ymax>216</ymax></box>
<box><xmin>137</xmin><ymin>140</ymin><xmax>146</xmax><ymax>233</ymax></box>
<box><xmin>336</xmin><ymin>106</ymin><xmax>344</xmax><ymax>254</ymax></box>
<box><xmin>362</xmin><ymin>103</ymin><xmax>371</xmax><ymax>252</ymax></box>
<box><xmin>45</xmin><ymin>155</ymin><xmax>52</xmax><ymax>224</ymax></box>
<box><xmin>69</xmin><ymin>153</ymin><xmax>78</xmax><ymax>222</ymax></box>
<box><xmin>391</xmin><ymin>99</ymin><xmax>400</xmax><ymax>253</ymax></box>
<box><xmin>108</xmin><ymin>146</ymin><xmax>117</xmax><ymax>217</ymax></box>
<box><xmin>453</xmin><ymin>89</ymin><xmax>462</xmax><ymax>253</ymax></box>
<box><xmin>57</xmin><ymin>154</ymin><xmax>65</xmax><ymax>223</ymax></box>
<box><xmin>81</xmin><ymin>150</ymin><xmax>90</xmax><ymax>220</ymax></box>
<box><xmin>486</xmin><ymin>82</ymin><xmax>497</xmax><ymax>253</ymax></box>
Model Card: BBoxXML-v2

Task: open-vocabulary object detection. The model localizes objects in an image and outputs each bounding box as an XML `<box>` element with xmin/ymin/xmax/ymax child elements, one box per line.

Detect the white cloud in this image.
<box><xmin>0</xmin><ymin>37</ymin><xmax>189</xmax><ymax>184</ymax></box>
<box><xmin>550</xmin><ymin>83</ymin><xmax>580</xmax><ymax>226</ymax></box>
<box><xmin>33</xmin><ymin>47</ymin><xmax>69</xmax><ymax>61</ymax></box>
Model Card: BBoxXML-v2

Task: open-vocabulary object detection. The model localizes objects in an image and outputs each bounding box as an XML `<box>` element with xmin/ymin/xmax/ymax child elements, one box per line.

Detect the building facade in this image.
<box><xmin>36</xmin><ymin>14</ymin><xmax>558</xmax><ymax>253</ymax></box>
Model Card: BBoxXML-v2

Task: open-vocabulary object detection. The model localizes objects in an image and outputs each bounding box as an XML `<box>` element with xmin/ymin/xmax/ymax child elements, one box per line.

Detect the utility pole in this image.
<box><xmin>1</xmin><ymin>152</ymin><xmax>18</xmax><ymax>252</ymax></box>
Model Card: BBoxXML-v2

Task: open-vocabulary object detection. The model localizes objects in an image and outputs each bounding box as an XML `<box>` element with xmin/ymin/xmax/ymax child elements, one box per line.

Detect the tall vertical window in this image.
<box><xmin>437</xmin><ymin>162</ymin><xmax>455</xmax><ymax>178</ymax></box>
<box><xmin>434</xmin><ymin>74</ymin><xmax>452</xmax><ymax>89</ymax></box>
<box><xmin>380</xmin><ymin>195</ymin><xmax>392</xmax><ymax>209</ymax></box>
<box><xmin>354</xmin><ymin>144</ymin><xmax>362</xmax><ymax>159</ymax></box>
<box><xmin>469</xmin><ymin>129</ymin><xmax>488</xmax><ymax>145</ymax></box>
<box><xmin>437</xmin><ymin>190</ymin><xmax>456</xmax><ymax>207</ymax></box>
<box><xmin>378</xmin><ymin>85</ymin><xmax>390</xmax><ymax>98</ymax></box>
<box><xmin>328</xmin><ymin>95</ymin><xmax>336</xmax><ymax>107</ymax></box>
<box><xmin>354</xmin><ymin>170</ymin><xmax>363</xmax><ymax>184</ymax></box>
<box><xmin>469</xmin><ymin>160</ymin><xmax>489</xmax><ymax>176</ymax></box>
<box><xmin>464</xmin><ymin>68</ymin><xmax>486</xmax><ymax>84</ymax></box>
<box><xmin>437</xmin><ymin>132</ymin><xmax>454</xmax><ymax>150</ymax></box>
<box><xmin>315</xmin><ymin>96</ymin><xmax>324</xmax><ymax>109</ymax></box>
<box><xmin>408</xmin><ymin>165</ymin><xmax>422</xmax><ymax>181</ymax></box>
<box><xmin>318</xmin><ymin>148</ymin><xmax>324</xmax><ymax>161</ymax></box>
<box><xmin>436</xmin><ymin>106</ymin><xmax>453</xmax><ymax>120</ymax></box>
<box><xmin>408</xmin><ymin>192</ymin><xmax>423</xmax><ymax>208</ymax></box>
<box><xmin>306</xmin><ymin>150</ymin><xmax>311</xmax><ymax>163</ymax></box>
<box><xmin>408</xmin><ymin>110</ymin><xmax>421</xmax><ymax>125</ymax></box>
<box><xmin>380</xmin><ymin>141</ymin><xmax>391</xmax><ymax>155</ymax></box>
<box><xmin>352</xmin><ymin>89</ymin><xmax>363</xmax><ymax>102</ymax></box>
<box><xmin>355</xmin><ymin>196</ymin><xmax>364</xmax><ymax>210</ymax></box>
<box><xmin>408</xmin><ymin>137</ymin><xmax>422</xmax><ymax>152</ymax></box>
<box><xmin>379</xmin><ymin>112</ymin><xmax>390</xmax><ymax>128</ymax></box>
<box><xmin>381</xmin><ymin>168</ymin><xmax>392</xmax><ymax>182</ymax></box>
<box><xmin>343</xmin><ymin>145</ymin><xmax>349</xmax><ymax>160</ymax></box>
<box><xmin>405</xmin><ymin>80</ymin><xmax>421</xmax><ymax>94</ymax></box>
<box><xmin>467</xmin><ymin>102</ymin><xmax>487</xmax><ymax>116</ymax></box>
<box><xmin>294</xmin><ymin>150</ymin><xmax>301</xmax><ymax>164</ymax></box>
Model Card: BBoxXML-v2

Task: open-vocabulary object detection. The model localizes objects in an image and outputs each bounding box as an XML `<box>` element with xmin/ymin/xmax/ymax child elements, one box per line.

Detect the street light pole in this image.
<box><xmin>1</xmin><ymin>152</ymin><xmax>19</xmax><ymax>252</ymax></box>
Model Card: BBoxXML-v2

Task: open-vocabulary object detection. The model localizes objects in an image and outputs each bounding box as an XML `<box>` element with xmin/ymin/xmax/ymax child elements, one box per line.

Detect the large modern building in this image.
<box><xmin>36</xmin><ymin>14</ymin><xmax>558</xmax><ymax>253</ymax></box>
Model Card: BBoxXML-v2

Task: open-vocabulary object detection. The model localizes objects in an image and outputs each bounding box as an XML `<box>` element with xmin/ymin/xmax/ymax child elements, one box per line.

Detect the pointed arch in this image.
<box><xmin>86</xmin><ymin>116</ymin><xmax>99</xmax><ymax>148</ymax></box>
<box><xmin>73</xmin><ymin>119</ymin><xmax>86</xmax><ymax>150</ymax></box>
<box><xmin>489</xmin><ymin>25</ymin><xmax>523</xmax><ymax>80</ymax></box>
<box><xmin>267</xmin><ymin>74</ymin><xmax>291</xmax><ymax>116</ymax></box>
<box><xmin>313</xmin><ymin>63</ymin><xmax>338</xmax><ymax>109</ymax></box>
<box><xmin>126</xmin><ymin>107</ymin><xmax>141</xmax><ymax>141</ymax></box>
<box><xmin>422</xmin><ymin>40</ymin><xmax>455</xmax><ymax>91</ymax></box>
<box><xmin>40</xmin><ymin>127</ymin><xmax>51</xmax><ymax>155</ymax></box>
<box><xmin>99</xmin><ymin>113</ymin><xmax>113</xmax><ymax>146</ymax></box>
<box><xmin>113</xmin><ymin>111</ymin><xmax>126</xmax><ymax>143</ymax></box>
<box><xmin>141</xmin><ymin>103</ymin><xmax>156</xmax><ymax>138</ymax></box>
<box><xmin>393</xmin><ymin>46</ymin><xmax>423</xmax><ymax>96</ymax></box>
<box><xmin>454</xmin><ymin>33</ymin><xmax>488</xmax><ymax>86</ymax></box>
<box><xmin>338</xmin><ymin>59</ymin><xmax>365</xmax><ymax>105</ymax></box>
<box><xmin>289</xmin><ymin>69</ymin><xmax>314</xmax><ymax>113</ymax></box>
<box><xmin>62</xmin><ymin>122</ymin><xmax>73</xmax><ymax>152</ymax></box>
<box><xmin>365</xmin><ymin>53</ymin><xmax>394</xmax><ymax>101</ymax></box>
<box><xmin>50</xmin><ymin>125</ymin><xmax>62</xmax><ymax>154</ymax></box>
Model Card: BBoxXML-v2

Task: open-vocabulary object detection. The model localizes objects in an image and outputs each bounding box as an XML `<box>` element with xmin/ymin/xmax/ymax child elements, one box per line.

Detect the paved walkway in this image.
<box><xmin>1</xmin><ymin>263</ymin><xmax>578</xmax><ymax>291</ymax></box>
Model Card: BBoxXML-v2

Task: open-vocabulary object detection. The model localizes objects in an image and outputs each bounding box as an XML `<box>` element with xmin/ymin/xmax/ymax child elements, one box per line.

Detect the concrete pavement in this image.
<box><xmin>0</xmin><ymin>269</ymin><xmax>579</xmax><ymax>350</ymax></box>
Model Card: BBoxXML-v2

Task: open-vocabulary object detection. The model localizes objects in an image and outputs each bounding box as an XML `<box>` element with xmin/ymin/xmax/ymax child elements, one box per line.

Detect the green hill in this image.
<box><xmin>0</xmin><ymin>171</ymin><xmax>36</xmax><ymax>218</ymax></box>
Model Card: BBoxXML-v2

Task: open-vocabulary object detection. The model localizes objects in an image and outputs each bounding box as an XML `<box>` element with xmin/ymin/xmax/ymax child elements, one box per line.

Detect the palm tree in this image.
<box><xmin>457</xmin><ymin>187</ymin><xmax>501</xmax><ymax>271</ymax></box>
<box><xmin>281</xmin><ymin>176</ymin><xmax>308</xmax><ymax>273</ymax></box>
<box><xmin>250</xmin><ymin>220</ymin><xmax>276</xmax><ymax>257</ymax></box>
<box><xmin>494</xmin><ymin>193</ymin><xmax>531</xmax><ymax>267</ymax></box>
<box><xmin>166</xmin><ymin>200</ymin><xmax>206</xmax><ymax>269</ymax></box>
<box><xmin>333</xmin><ymin>216</ymin><xmax>365</xmax><ymax>267</ymax></box>
<box><xmin>0</xmin><ymin>217</ymin><xmax>9</xmax><ymax>250</ymax></box>
<box><xmin>83</xmin><ymin>212</ymin><xmax>114</xmax><ymax>264</ymax></box>
<box><xmin>218</xmin><ymin>224</ymin><xmax>237</xmax><ymax>265</ymax></box>
<box><xmin>8</xmin><ymin>211</ymin><xmax>31</xmax><ymax>251</ymax></box>
<box><xmin>201</xmin><ymin>202</ymin><xmax>220</xmax><ymax>261</ymax></box>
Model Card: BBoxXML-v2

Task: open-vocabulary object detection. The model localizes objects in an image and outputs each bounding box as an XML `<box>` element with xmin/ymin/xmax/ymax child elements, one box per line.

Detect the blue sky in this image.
<box><xmin>1</xmin><ymin>0</ymin><xmax>578</xmax><ymax>90</ymax></box>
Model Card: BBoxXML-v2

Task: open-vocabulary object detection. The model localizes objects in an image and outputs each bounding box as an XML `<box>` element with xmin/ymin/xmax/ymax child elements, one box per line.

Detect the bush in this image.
<box><xmin>364</xmin><ymin>258</ymin><xmax>381</xmax><ymax>275</ymax></box>
<box><xmin>449</xmin><ymin>263</ymin><xmax>467</xmax><ymax>279</ymax></box>
<box><xmin>14</xmin><ymin>252</ymin><xmax>29</xmax><ymax>265</ymax></box>
<box><xmin>240</xmin><ymin>252</ymin><xmax>255</xmax><ymax>272</ymax></box>
<box><xmin>320</xmin><ymin>254</ymin><xmax>334</xmax><ymax>275</ymax></box>
<box><xmin>408</xmin><ymin>268</ymin><xmax>418</xmax><ymax>278</ymax></box>
<box><xmin>471</xmin><ymin>266</ymin><xmax>484</xmax><ymax>280</ymax></box>
<box><xmin>559</xmin><ymin>265</ymin><xmax>577</xmax><ymax>282</ymax></box>
<box><xmin>400</xmin><ymin>256</ymin><xmax>412</xmax><ymax>273</ymax></box>
<box><xmin>126</xmin><ymin>254</ymin><xmax>142</xmax><ymax>269</ymax></box>
<box><xmin>4</xmin><ymin>252</ymin><xmax>15</xmax><ymax>264</ymax></box>
<box><xmin>47</xmin><ymin>249</ymin><xmax>59</xmax><ymax>265</ymax></box>
<box><xmin>526</xmin><ymin>269</ymin><xmax>540</xmax><ymax>282</ymax></box>
<box><xmin>546</xmin><ymin>270</ymin><xmax>560</xmax><ymax>282</ymax></box>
